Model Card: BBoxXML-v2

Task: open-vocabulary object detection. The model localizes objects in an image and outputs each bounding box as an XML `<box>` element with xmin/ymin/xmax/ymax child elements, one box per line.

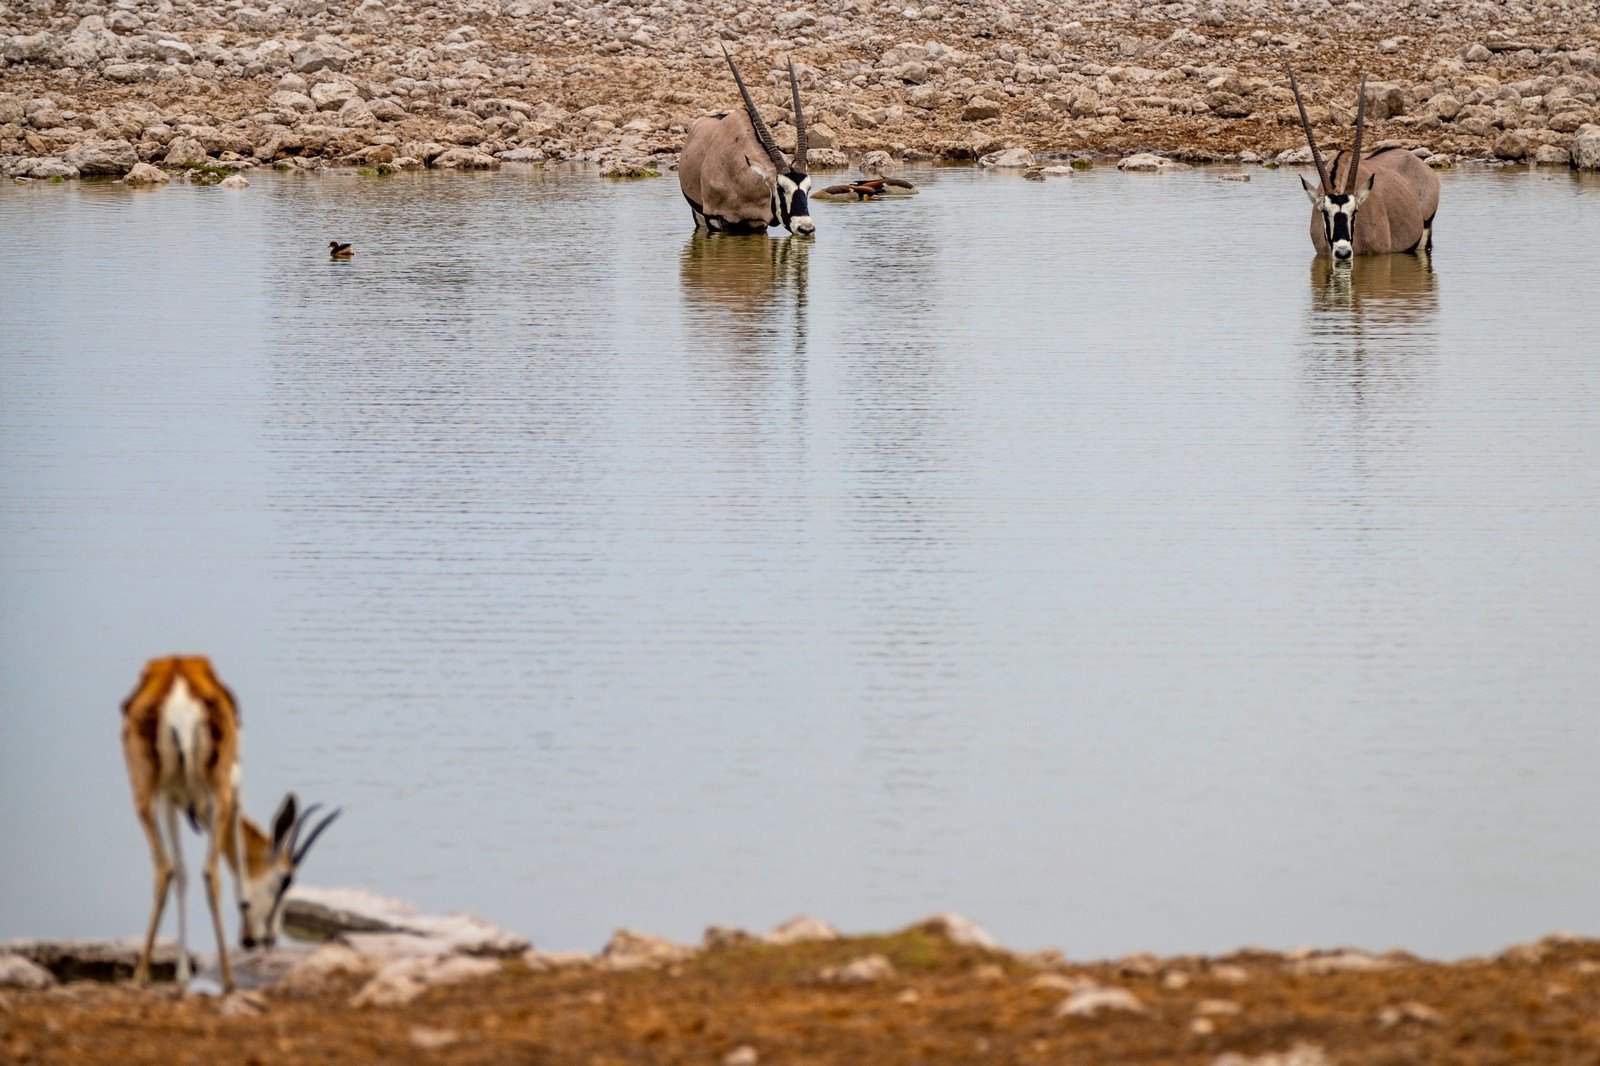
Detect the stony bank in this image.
<box><xmin>5</xmin><ymin>894</ymin><xmax>1600</xmax><ymax>1066</ymax></box>
<box><xmin>3</xmin><ymin>0</ymin><xmax>1600</xmax><ymax>180</ymax></box>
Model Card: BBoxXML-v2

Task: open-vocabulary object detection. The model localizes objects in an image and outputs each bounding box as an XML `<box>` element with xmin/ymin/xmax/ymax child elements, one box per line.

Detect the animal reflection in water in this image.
<box><xmin>811</xmin><ymin>177</ymin><xmax>920</xmax><ymax>202</ymax></box>
<box><xmin>1309</xmin><ymin>253</ymin><xmax>1438</xmax><ymax>324</ymax></box>
<box><xmin>679</xmin><ymin>232</ymin><xmax>811</xmax><ymax>317</ymax></box>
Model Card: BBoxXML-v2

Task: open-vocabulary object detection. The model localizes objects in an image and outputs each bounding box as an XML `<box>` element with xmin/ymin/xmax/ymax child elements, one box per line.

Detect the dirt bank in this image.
<box><xmin>6</xmin><ymin>930</ymin><xmax>1600</xmax><ymax>1065</ymax></box>
<box><xmin>3</xmin><ymin>0</ymin><xmax>1600</xmax><ymax>179</ymax></box>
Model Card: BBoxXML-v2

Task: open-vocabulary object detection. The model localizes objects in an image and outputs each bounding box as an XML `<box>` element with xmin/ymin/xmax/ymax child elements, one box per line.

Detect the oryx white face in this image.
<box><xmin>1304</xmin><ymin>175</ymin><xmax>1374</xmax><ymax>262</ymax></box>
<box><xmin>774</xmin><ymin>170</ymin><xmax>814</xmax><ymax>236</ymax></box>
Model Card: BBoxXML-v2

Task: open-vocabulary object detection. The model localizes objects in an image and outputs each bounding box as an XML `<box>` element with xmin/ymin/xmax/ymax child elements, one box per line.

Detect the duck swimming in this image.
<box><xmin>810</xmin><ymin>177</ymin><xmax>920</xmax><ymax>202</ymax></box>
<box><xmin>329</xmin><ymin>241</ymin><xmax>354</xmax><ymax>258</ymax></box>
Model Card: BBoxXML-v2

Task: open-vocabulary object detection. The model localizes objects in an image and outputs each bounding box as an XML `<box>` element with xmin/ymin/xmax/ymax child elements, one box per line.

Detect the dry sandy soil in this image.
<box><xmin>7</xmin><ymin>930</ymin><xmax>1600</xmax><ymax>1065</ymax></box>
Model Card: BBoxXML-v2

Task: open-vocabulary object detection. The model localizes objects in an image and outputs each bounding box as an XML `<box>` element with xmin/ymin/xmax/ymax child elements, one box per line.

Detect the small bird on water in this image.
<box><xmin>329</xmin><ymin>241</ymin><xmax>354</xmax><ymax>259</ymax></box>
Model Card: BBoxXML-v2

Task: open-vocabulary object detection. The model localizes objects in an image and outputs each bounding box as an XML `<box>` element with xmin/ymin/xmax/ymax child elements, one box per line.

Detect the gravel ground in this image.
<box><xmin>3</xmin><ymin>0</ymin><xmax>1600</xmax><ymax>179</ymax></box>
<box><xmin>6</xmin><ymin>930</ymin><xmax>1600</xmax><ymax>1065</ymax></box>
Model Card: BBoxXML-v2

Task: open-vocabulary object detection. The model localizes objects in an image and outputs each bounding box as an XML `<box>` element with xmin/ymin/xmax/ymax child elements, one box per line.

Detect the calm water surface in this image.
<box><xmin>2</xmin><ymin>165</ymin><xmax>1598</xmax><ymax>959</ymax></box>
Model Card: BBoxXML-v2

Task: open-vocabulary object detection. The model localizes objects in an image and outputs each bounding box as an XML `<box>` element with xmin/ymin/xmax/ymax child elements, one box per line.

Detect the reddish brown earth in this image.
<box><xmin>7</xmin><ymin>932</ymin><xmax>1600</xmax><ymax>1065</ymax></box>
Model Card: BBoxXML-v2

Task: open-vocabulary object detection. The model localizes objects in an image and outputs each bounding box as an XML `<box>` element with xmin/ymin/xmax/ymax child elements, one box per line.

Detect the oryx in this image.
<box><xmin>1287</xmin><ymin>64</ymin><xmax>1441</xmax><ymax>260</ymax></box>
<box><xmin>678</xmin><ymin>44</ymin><xmax>814</xmax><ymax>236</ymax></box>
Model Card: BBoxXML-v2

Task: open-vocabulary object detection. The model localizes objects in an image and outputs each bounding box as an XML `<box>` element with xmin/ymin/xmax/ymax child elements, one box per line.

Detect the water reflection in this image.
<box><xmin>678</xmin><ymin>232</ymin><xmax>810</xmax><ymax>347</ymax></box>
<box><xmin>1307</xmin><ymin>254</ymin><xmax>1439</xmax><ymax>326</ymax></box>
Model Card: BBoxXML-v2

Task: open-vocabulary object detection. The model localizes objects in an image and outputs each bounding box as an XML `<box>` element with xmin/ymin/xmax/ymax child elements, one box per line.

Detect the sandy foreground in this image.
<box><xmin>3</xmin><ymin>0</ymin><xmax>1600</xmax><ymax>179</ymax></box>
<box><xmin>6</xmin><ymin>927</ymin><xmax>1600</xmax><ymax>1065</ymax></box>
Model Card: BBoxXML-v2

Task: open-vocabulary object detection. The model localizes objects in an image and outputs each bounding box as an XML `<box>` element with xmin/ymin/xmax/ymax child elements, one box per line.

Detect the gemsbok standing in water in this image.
<box><xmin>1287</xmin><ymin>64</ymin><xmax>1441</xmax><ymax>260</ymax></box>
<box><xmin>121</xmin><ymin>655</ymin><xmax>339</xmax><ymax>992</ymax></box>
<box><xmin>678</xmin><ymin>44</ymin><xmax>815</xmax><ymax>236</ymax></box>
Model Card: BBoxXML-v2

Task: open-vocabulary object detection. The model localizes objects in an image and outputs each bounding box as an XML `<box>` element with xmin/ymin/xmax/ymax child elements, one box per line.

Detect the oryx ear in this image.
<box><xmin>271</xmin><ymin>793</ymin><xmax>298</xmax><ymax>855</ymax></box>
<box><xmin>1300</xmin><ymin>175</ymin><xmax>1322</xmax><ymax>204</ymax></box>
<box><xmin>1353</xmin><ymin>172</ymin><xmax>1375</xmax><ymax>207</ymax></box>
<box><xmin>745</xmin><ymin>154</ymin><xmax>773</xmax><ymax>185</ymax></box>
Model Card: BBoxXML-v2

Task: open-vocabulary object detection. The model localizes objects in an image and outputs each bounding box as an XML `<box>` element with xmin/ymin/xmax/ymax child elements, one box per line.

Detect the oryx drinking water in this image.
<box><xmin>1287</xmin><ymin>65</ymin><xmax>1441</xmax><ymax>261</ymax></box>
<box><xmin>678</xmin><ymin>45</ymin><xmax>814</xmax><ymax>236</ymax></box>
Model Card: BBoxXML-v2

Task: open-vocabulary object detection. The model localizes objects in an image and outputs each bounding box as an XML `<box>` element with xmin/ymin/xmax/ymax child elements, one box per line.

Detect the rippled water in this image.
<box><xmin>3</xmin><ymin>165</ymin><xmax>1598</xmax><ymax>960</ymax></box>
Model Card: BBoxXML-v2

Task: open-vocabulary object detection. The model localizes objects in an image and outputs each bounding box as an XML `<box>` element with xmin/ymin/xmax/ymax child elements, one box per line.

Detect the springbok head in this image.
<box><xmin>1287</xmin><ymin>64</ymin><xmax>1371</xmax><ymax>262</ymax></box>
<box><xmin>238</xmin><ymin>793</ymin><xmax>340</xmax><ymax>948</ymax></box>
<box><xmin>723</xmin><ymin>44</ymin><xmax>814</xmax><ymax>236</ymax></box>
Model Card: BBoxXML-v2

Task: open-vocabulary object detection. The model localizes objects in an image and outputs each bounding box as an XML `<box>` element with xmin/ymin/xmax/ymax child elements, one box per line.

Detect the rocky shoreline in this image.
<box><xmin>4</xmin><ymin>0</ymin><xmax>1600</xmax><ymax>182</ymax></box>
<box><xmin>4</xmin><ymin>890</ymin><xmax>1600</xmax><ymax>1064</ymax></box>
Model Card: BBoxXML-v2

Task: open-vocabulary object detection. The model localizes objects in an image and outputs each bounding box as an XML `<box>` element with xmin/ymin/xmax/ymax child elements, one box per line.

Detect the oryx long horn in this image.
<box><xmin>1345</xmin><ymin>74</ymin><xmax>1368</xmax><ymax>195</ymax></box>
<box><xmin>721</xmin><ymin>42</ymin><xmax>787</xmax><ymax>172</ymax></box>
<box><xmin>1284</xmin><ymin>61</ymin><xmax>1332</xmax><ymax>195</ymax></box>
<box><xmin>788</xmin><ymin>57</ymin><xmax>807</xmax><ymax>167</ymax></box>
<box><xmin>290</xmin><ymin>804</ymin><xmax>342</xmax><ymax>866</ymax></box>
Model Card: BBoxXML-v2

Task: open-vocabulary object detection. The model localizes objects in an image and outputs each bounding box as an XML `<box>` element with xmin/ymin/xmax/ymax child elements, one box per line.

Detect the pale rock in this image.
<box><xmin>63</xmin><ymin>139</ymin><xmax>138</xmax><ymax>174</ymax></box>
<box><xmin>291</xmin><ymin>41</ymin><xmax>348</xmax><ymax>74</ymax></box>
<box><xmin>979</xmin><ymin>146</ymin><xmax>1034</xmax><ymax>167</ymax></box>
<box><xmin>350</xmin><ymin>954</ymin><xmax>501</xmax><ymax>1008</ymax></box>
<box><xmin>1210</xmin><ymin>963</ymin><xmax>1250</xmax><ymax>983</ymax></box>
<box><xmin>961</xmin><ymin>101</ymin><xmax>1002</xmax><ymax>121</ymax></box>
<box><xmin>410</xmin><ymin>1027</ymin><xmax>460</xmax><ymax>1049</ymax></box>
<box><xmin>310</xmin><ymin>81</ymin><xmax>361</xmax><ymax>110</ymax></box>
<box><xmin>1427</xmin><ymin>93</ymin><xmax>1462</xmax><ymax>120</ymax></box>
<box><xmin>121</xmin><ymin>161</ymin><xmax>169</xmax><ymax>184</ymax></box>
<box><xmin>234</xmin><ymin>8</ymin><xmax>276</xmax><ymax>30</ymax></box>
<box><xmin>1287</xmin><ymin>950</ymin><xmax>1396</xmax><ymax>975</ymax></box>
<box><xmin>1118</xmin><ymin>152</ymin><xmax>1191</xmax><ymax>171</ymax></box>
<box><xmin>816</xmin><ymin>953</ymin><xmax>896</xmax><ymax>985</ymax></box>
<box><xmin>1493</xmin><ymin>129</ymin><xmax>1530</xmax><ymax>158</ymax></box>
<box><xmin>859</xmin><ymin>149</ymin><xmax>897</xmax><ymax>175</ymax></box>
<box><xmin>163</xmin><ymin>137</ymin><xmax>210</xmax><ymax>166</ymax></box>
<box><xmin>909</xmin><ymin>913</ymin><xmax>999</xmax><ymax>949</ymax></box>
<box><xmin>103</xmin><ymin>63</ymin><xmax>154</xmax><ymax>83</ymax></box>
<box><xmin>337</xmin><ymin>98</ymin><xmax>376</xmax><ymax>128</ymax></box>
<box><xmin>804</xmin><ymin>148</ymin><xmax>849</xmax><ymax>169</ymax></box>
<box><xmin>27</xmin><ymin>105</ymin><xmax>63</xmax><ymax>130</ymax></box>
<box><xmin>286</xmin><ymin>887</ymin><xmax>528</xmax><ymax>956</ymax></box>
<box><xmin>1195</xmin><ymin>998</ymin><xmax>1242</xmax><ymax>1016</ymax></box>
<box><xmin>1213</xmin><ymin>1044</ymin><xmax>1332</xmax><ymax>1066</ymax></box>
<box><xmin>219</xmin><ymin>174</ymin><xmax>250</xmax><ymax>188</ymax></box>
<box><xmin>600</xmin><ymin>929</ymin><xmax>695</xmax><ymax>971</ymax></box>
<box><xmin>1376</xmin><ymin>1001</ymin><xmax>1444</xmax><ymax>1027</ymax></box>
<box><xmin>152</xmin><ymin>39</ymin><xmax>194</xmax><ymax>62</ymax></box>
<box><xmin>430</xmin><ymin>146</ymin><xmax>498</xmax><ymax>168</ymax></box>
<box><xmin>352</xmin><ymin>0</ymin><xmax>389</xmax><ymax>22</ymax></box>
<box><xmin>1532</xmin><ymin>145</ymin><xmax>1569</xmax><ymax>165</ymax></box>
<box><xmin>107</xmin><ymin>11</ymin><xmax>142</xmax><ymax>33</ymax></box>
<box><xmin>1462</xmin><ymin>43</ymin><xmax>1491</xmax><ymax>63</ymax></box>
<box><xmin>217</xmin><ymin>991</ymin><xmax>268</xmax><ymax>1017</ymax></box>
<box><xmin>1571</xmin><ymin>124</ymin><xmax>1600</xmax><ymax>169</ymax></box>
<box><xmin>0</xmin><ymin>954</ymin><xmax>56</xmax><ymax>989</ymax></box>
<box><xmin>1055</xmin><ymin>986</ymin><xmax>1146</xmax><ymax>1017</ymax></box>
<box><xmin>3</xmin><ymin>32</ymin><xmax>59</xmax><ymax>65</ymax></box>
<box><xmin>495</xmin><ymin>146</ymin><xmax>544</xmax><ymax>162</ymax></box>
<box><xmin>765</xmin><ymin>916</ymin><xmax>840</xmax><ymax>944</ymax></box>
<box><xmin>267</xmin><ymin>91</ymin><xmax>316</xmax><ymax>113</ymax></box>
<box><xmin>1029</xmin><ymin>973</ymin><xmax>1097</xmax><ymax>993</ymax></box>
<box><xmin>1362</xmin><ymin>80</ymin><xmax>1407</xmax><ymax>119</ymax></box>
<box><xmin>23</xmin><ymin>157</ymin><xmax>79</xmax><ymax>178</ymax></box>
<box><xmin>282</xmin><ymin>943</ymin><xmax>376</xmax><ymax>993</ymax></box>
<box><xmin>723</xmin><ymin>1046</ymin><xmax>759</xmax><ymax>1066</ymax></box>
<box><xmin>58</xmin><ymin>38</ymin><xmax>99</xmax><ymax>68</ymax></box>
<box><xmin>0</xmin><ymin>938</ymin><xmax>190</xmax><ymax>982</ymax></box>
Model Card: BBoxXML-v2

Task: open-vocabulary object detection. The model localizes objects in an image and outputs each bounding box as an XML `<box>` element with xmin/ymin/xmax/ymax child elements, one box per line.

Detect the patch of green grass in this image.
<box><xmin>48</xmin><ymin>174</ymin><xmax>65</xmax><ymax>183</ymax></box>
<box><xmin>604</xmin><ymin>167</ymin><xmax>660</xmax><ymax>179</ymax></box>
<box><xmin>1068</xmin><ymin>157</ymin><xmax>1093</xmax><ymax>170</ymax></box>
<box><xmin>183</xmin><ymin>163</ymin><xmax>231</xmax><ymax>185</ymax></box>
<box><xmin>357</xmin><ymin>163</ymin><xmax>397</xmax><ymax>176</ymax></box>
<box><xmin>688</xmin><ymin>931</ymin><xmax>1008</xmax><ymax>989</ymax></box>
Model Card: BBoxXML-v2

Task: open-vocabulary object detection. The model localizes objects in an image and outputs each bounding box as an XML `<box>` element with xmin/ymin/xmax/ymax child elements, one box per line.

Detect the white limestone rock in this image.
<box><xmin>599</xmin><ymin>929</ymin><xmax>695</xmax><ymax>971</ymax></box>
<box><xmin>286</xmin><ymin>886</ymin><xmax>529</xmax><ymax>957</ymax></box>
<box><xmin>122</xmin><ymin>160</ymin><xmax>169</xmax><ymax>184</ymax></box>
<box><xmin>765</xmin><ymin>916</ymin><xmax>840</xmax><ymax>945</ymax></box>
<box><xmin>1055</xmin><ymin>986</ymin><xmax>1146</xmax><ymax>1017</ymax></box>
<box><xmin>1118</xmin><ymin>152</ymin><xmax>1191</xmax><ymax>172</ymax></box>
<box><xmin>907</xmin><ymin>913</ymin><xmax>998</xmax><ymax>949</ymax></box>
<box><xmin>0</xmin><ymin>953</ymin><xmax>56</xmax><ymax>989</ymax></box>
<box><xmin>979</xmin><ymin>146</ymin><xmax>1035</xmax><ymax>167</ymax></box>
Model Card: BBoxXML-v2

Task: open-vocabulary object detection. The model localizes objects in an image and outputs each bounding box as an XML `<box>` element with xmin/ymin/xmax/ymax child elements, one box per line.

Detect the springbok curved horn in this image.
<box><xmin>721</xmin><ymin>42</ymin><xmax>787</xmax><ymax>173</ymax></box>
<box><xmin>1284</xmin><ymin>61</ymin><xmax>1332</xmax><ymax>195</ymax></box>
<box><xmin>1345</xmin><ymin>74</ymin><xmax>1368</xmax><ymax>195</ymax></box>
<box><xmin>788</xmin><ymin>57</ymin><xmax>807</xmax><ymax>169</ymax></box>
<box><xmin>290</xmin><ymin>805</ymin><xmax>341</xmax><ymax>867</ymax></box>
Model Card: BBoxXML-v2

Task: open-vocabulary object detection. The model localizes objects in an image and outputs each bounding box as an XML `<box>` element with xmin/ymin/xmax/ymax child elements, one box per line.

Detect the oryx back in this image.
<box><xmin>1312</xmin><ymin>147</ymin><xmax>1439</xmax><ymax>257</ymax></box>
<box><xmin>680</xmin><ymin>111</ymin><xmax>779</xmax><ymax>232</ymax></box>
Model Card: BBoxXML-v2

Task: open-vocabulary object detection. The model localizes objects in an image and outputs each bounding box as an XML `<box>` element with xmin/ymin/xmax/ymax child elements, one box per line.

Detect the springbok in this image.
<box><xmin>1286</xmin><ymin>64</ymin><xmax>1440</xmax><ymax>260</ymax></box>
<box><xmin>678</xmin><ymin>44</ymin><xmax>814</xmax><ymax>235</ymax></box>
<box><xmin>121</xmin><ymin>655</ymin><xmax>339</xmax><ymax>992</ymax></box>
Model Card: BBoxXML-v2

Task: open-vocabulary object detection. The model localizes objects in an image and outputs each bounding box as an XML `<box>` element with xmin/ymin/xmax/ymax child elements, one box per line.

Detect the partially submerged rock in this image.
<box><xmin>285</xmin><ymin>887</ymin><xmax>529</xmax><ymax>957</ymax></box>
<box><xmin>0</xmin><ymin>953</ymin><xmax>56</xmax><ymax>989</ymax></box>
<box><xmin>0</xmin><ymin>939</ymin><xmax>193</xmax><ymax>984</ymax></box>
<box><xmin>1117</xmin><ymin>153</ymin><xmax>1192</xmax><ymax>172</ymax></box>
